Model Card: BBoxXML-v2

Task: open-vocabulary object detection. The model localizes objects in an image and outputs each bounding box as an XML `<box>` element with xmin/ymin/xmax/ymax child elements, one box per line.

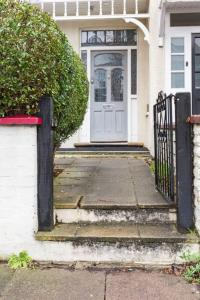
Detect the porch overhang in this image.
<box><xmin>28</xmin><ymin>0</ymin><xmax>150</xmax><ymax>43</ymax></box>
<box><xmin>159</xmin><ymin>0</ymin><xmax>200</xmax><ymax>46</ymax></box>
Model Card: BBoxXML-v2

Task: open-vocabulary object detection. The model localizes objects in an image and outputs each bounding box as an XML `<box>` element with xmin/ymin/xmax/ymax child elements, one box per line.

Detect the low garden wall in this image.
<box><xmin>190</xmin><ymin>118</ymin><xmax>200</xmax><ymax>234</ymax></box>
<box><xmin>0</xmin><ymin>117</ymin><xmax>41</xmax><ymax>259</ymax></box>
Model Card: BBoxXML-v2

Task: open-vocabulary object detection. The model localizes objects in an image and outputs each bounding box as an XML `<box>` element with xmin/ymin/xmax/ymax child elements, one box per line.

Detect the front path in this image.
<box><xmin>0</xmin><ymin>265</ymin><xmax>199</xmax><ymax>300</ymax></box>
<box><xmin>54</xmin><ymin>156</ymin><xmax>168</xmax><ymax>209</ymax></box>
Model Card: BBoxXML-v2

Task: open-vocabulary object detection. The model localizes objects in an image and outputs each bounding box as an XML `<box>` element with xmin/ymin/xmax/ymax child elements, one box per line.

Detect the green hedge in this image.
<box><xmin>0</xmin><ymin>0</ymin><xmax>88</xmax><ymax>148</ymax></box>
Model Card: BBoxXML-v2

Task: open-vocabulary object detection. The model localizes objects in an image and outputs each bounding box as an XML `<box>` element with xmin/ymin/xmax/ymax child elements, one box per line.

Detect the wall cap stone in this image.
<box><xmin>187</xmin><ymin>115</ymin><xmax>200</xmax><ymax>124</ymax></box>
<box><xmin>0</xmin><ymin>115</ymin><xmax>42</xmax><ymax>125</ymax></box>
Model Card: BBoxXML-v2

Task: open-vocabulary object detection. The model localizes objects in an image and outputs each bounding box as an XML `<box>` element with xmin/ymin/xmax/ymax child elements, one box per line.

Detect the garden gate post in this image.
<box><xmin>37</xmin><ymin>96</ymin><xmax>54</xmax><ymax>231</ymax></box>
<box><xmin>175</xmin><ymin>93</ymin><xmax>194</xmax><ymax>231</ymax></box>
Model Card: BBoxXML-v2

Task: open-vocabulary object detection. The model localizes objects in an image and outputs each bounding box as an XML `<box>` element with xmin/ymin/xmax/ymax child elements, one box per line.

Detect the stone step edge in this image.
<box><xmin>55</xmin><ymin>152</ymin><xmax>150</xmax><ymax>157</ymax></box>
<box><xmin>54</xmin><ymin>202</ymin><xmax>176</xmax><ymax>210</ymax></box>
<box><xmin>35</xmin><ymin>224</ymin><xmax>199</xmax><ymax>244</ymax></box>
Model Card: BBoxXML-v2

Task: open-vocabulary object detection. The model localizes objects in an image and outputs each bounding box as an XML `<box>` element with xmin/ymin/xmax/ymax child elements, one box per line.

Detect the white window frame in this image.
<box><xmin>165</xmin><ymin>13</ymin><xmax>200</xmax><ymax>95</ymax></box>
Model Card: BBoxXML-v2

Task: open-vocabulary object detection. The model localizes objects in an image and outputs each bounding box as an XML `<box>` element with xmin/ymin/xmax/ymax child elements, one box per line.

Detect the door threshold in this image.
<box><xmin>74</xmin><ymin>142</ymin><xmax>144</xmax><ymax>147</ymax></box>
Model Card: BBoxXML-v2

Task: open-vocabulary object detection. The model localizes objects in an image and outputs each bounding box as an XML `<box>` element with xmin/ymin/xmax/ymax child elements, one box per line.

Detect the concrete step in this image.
<box><xmin>35</xmin><ymin>223</ymin><xmax>200</xmax><ymax>265</ymax></box>
<box><xmin>55</xmin><ymin>207</ymin><xmax>177</xmax><ymax>225</ymax></box>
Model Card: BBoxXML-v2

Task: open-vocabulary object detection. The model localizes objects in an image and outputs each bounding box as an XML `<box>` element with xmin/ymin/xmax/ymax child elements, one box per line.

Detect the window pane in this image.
<box><xmin>195</xmin><ymin>38</ymin><xmax>200</xmax><ymax>54</ymax></box>
<box><xmin>131</xmin><ymin>50</ymin><xmax>137</xmax><ymax>95</ymax></box>
<box><xmin>195</xmin><ymin>73</ymin><xmax>200</xmax><ymax>89</ymax></box>
<box><xmin>195</xmin><ymin>55</ymin><xmax>200</xmax><ymax>72</ymax></box>
<box><xmin>81</xmin><ymin>51</ymin><xmax>87</xmax><ymax>70</ymax></box>
<box><xmin>106</xmin><ymin>31</ymin><xmax>114</xmax><ymax>43</ymax></box>
<box><xmin>88</xmin><ymin>31</ymin><xmax>97</xmax><ymax>44</ymax></box>
<box><xmin>127</xmin><ymin>30</ymin><xmax>137</xmax><ymax>45</ymax></box>
<box><xmin>96</xmin><ymin>31</ymin><xmax>105</xmax><ymax>44</ymax></box>
<box><xmin>111</xmin><ymin>68</ymin><xmax>124</xmax><ymax>102</ymax></box>
<box><xmin>81</xmin><ymin>30</ymin><xmax>136</xmax><ymax>46</ymax></box>
<box><xmin>81</xmin><ymin>31</ymin><xmax>88</xmax><ymax>45</ymax></box>
<box><xmin>94</xmin><ymin>69</ymin><xmax>107</xmax><ymax>102</ymax></box>
<box><xmin>171</xmin><ymin>55</ymin><xmax>184</xmax><ymax>71</ymax></box>
<box><xmin>171</xmin><ymin>73</ymin><xmax>184</xmax><ymax>88</ymax></box>
<box><xmin>171</xmin><ymin>38</ymin><xmax>184</xmax><ymax>53</ymax></box>
<box><xmin>94</xmin><ymin>53</ymin><xmax>122</xmax><ymax>67</ymax></box>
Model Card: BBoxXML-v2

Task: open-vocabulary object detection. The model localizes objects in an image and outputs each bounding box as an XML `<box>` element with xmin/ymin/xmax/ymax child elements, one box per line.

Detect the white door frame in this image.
<box><xmin>80</xmin><ymin>42</ymin><xmax>138</xmax><ymax>143</ymax></box>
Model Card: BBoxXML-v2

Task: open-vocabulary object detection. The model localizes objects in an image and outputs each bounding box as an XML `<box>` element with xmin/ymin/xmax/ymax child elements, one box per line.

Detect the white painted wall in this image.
<box><xmin>193</xmin><ymin>124</ymin><xmax>200</xmax><ymax>234</ymax></box>
<box><xmin>148</xmin><ymin>0</ymin><xmax>166</xmax><ymax>154</ymax></box>
<box><xmin>0</xmin><ymin>125</ymin><xmax>39</xmax><ymax>258</ymax></box>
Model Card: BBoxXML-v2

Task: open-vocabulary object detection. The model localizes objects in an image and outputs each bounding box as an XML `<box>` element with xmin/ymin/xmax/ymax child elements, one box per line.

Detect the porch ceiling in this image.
<box><xmin>29</xmin><ymin>0</ymin><xmax>150</xmax><ymax>20</ymax></box>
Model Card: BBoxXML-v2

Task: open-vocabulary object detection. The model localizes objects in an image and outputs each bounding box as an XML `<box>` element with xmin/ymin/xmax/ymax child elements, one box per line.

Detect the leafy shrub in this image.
<box><xmin>0</xmin><ymin>0</ymin><xmax>88</xmax><ymax>148</ymax></box>
<box><xmin>8</xmin><ymin>251</ymin><xmax>33</xmax><ymax>269</ymax></box>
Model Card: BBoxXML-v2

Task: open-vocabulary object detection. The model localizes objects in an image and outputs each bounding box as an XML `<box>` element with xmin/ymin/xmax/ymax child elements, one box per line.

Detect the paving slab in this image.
<box><xmin>54</xmin><ymin>156</ymin><xmax>168</xmax><ymax>208</ymax></box>
<box><xmin>138</xmin><ymin>224</ymin><xmax>195</xmax><ymax>242</ymax></box>
<box><xmin>81</xmin><ymin>179</ymin><xmax>137</xmax><ymax>208</ymax></box>
<box><xmin>36</xmin><ymin>223</ymin><xmax>197</xmax><ymax>243</ymax></box>
<box><xmin>76</xmin><ymin>223</ymin><xmax>139</xmax><ymax>241</ymax></box>
<box><xmin>1</xmin><ymin>269</ymin><xmax>105</xmax><ymax>300</ymax></box>
<box><xmin>54</xmin><ymin>177</ymin><xmax>90</xmax><ymax>186</ymax></box>
<box><xmin>54</xmin><ymin>157</ymin><xmax>75</xmax><ymax>165</ymax></box>
<box><xmin>106</xmin><ymin>270</ymin><xmax>199</xmax><ymax>300</ymax></box>
<box><xmin>60</xmin><ymin>171</ymin><xmax>93</xmax><ymax>178</ymax></box>
<box><xmin>0</xmin><ymin>265</ymin><xmax>14</xmax><ymax>297</ymax></box>
<box><xmin>73</xmin><ymin>158</ymin><xmax>101</xmax><ymax>167</ymax></box>
<box><xmin>36</xmin><ymin>223</ymin><xmax>78</xmax><ymax>241</ymax></box>
<box><xmin>54</xmin><ymin>192</ymin><xmax>81</xmax><ymax>209</ymax></box>
<box><xmin>54</xmin><ymin>184</ymin><xmax>88</xmax><ymax>196</ymax></box>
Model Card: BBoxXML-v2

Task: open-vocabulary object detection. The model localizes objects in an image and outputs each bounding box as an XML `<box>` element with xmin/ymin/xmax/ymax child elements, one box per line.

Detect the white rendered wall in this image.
<box><xmin>0</xmin><ymin>126</ymin><xmax>38</xmax><ymax>258</ymax></box>
<box><xmin>193</xmin><ymin>124</ymin><xmax>200</xmax><ymax>234</ymax></box>
<box><xmin>148</xmin><ymin>0</ymin><xmax>165</xmax><ymax>154</ymax></box>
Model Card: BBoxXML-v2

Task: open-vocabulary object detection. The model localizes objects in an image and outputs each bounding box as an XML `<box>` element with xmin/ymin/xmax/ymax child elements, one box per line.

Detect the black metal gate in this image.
<box><xmin>154</xmin><ymin>92</ymin><xmax>194</xmax><ymax>230</ymax></box>
<box><xmin>154</xmin><ymin>92</ymin><xmax>176</xmax><ymax>202</ymax></box>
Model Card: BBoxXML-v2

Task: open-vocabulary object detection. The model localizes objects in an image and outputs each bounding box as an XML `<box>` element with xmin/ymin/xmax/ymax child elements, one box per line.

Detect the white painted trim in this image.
<box><xmin>124</xmin><ymin>18</ymin><xmax>150</xmax><ymax>44</ymax></box>
<box><xmin>81</xmin><ymin>46</ymin><xmax>137</xmax><ymax>51</ymax></box>
<box><xmin>53</xmin><ymin>14</ymin><xmax>150</xmax><ymax>21</ymax></box>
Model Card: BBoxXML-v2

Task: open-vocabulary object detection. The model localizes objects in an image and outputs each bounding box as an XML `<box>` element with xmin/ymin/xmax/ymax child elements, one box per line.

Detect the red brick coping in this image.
<box><xmin>187</xmin><ymin>115</ymin><xmax>200</xmax><ymax>124</ymax></box>
<box><xmin>0</xmin><ymin>115</ymin><xmax>42</xmax><ymax>125</ymax></box>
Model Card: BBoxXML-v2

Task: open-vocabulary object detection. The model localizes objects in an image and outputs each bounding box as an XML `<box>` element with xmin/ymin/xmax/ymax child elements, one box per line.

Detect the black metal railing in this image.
<box><xmin>154</xmin><ymin>92</ymin><xmax>176</xmax><ymax>202</ymax></box>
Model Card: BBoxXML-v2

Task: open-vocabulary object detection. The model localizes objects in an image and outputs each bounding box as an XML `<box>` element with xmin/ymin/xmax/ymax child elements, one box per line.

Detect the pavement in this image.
<box><xmin>54</xmin><ymin>156</ymin><xmax>168</xmax><ymax>209</ymax></box>
<box><xmin>0</xmin><ymin>265</ymin><xmax>199</xmax><ymax>300</ymax></box>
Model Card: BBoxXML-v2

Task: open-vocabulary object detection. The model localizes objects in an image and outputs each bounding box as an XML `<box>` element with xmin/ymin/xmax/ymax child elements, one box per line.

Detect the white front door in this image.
<box><xmin>91</xmin><ymin>51</ymin><xmax>127</xmax><ymax>142</ymax></box>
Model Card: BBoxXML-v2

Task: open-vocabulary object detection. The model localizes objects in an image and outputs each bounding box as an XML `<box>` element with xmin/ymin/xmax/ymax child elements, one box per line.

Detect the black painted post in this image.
<box><xmin>175</xmin><ymin>93</ymin><xmax>194</xmax><ymax>231</ymax></box>
<box><xmin>37</xmin><ymin>96</ymin><xmax>54</xmax><ymax>231</ymax></box>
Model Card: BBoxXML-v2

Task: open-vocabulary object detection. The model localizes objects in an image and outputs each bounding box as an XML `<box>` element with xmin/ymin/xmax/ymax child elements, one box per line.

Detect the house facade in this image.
<box><xmin>1</xmin><ymin>0</ymin><xmax>200</xmax><ymax>263</ymax></box>
<box><xmin>30</xmin><ymin>0</ymin><xmax>200</xmax><ymax>151</ymax></box>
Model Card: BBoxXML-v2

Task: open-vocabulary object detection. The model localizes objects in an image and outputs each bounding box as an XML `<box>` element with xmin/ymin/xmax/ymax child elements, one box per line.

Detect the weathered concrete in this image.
<box><xmin>54</xmin><ymin>156</ymin><xmax>167</xmax><ymax>209</ymax></box>
<box><xmin>0</xmin><ymin>267</ymin><xmax>199</xmax><ymax>300</ymax></box>
<box><xmin>0</xmin><ymin>265</ymin><xmax>14</xmax><ymax>297</ymax></box>
<box><xmin>36</xmin><ymin>223</ymin><xmax>197</xmax><ymax>243</ymax></box>
<box><xmin>106</xmin><ymin>270</ymin><xmax>200</xmax><ymax>300</ymax></box>
<box><xmin>54</xmin><ymin>193</ymin><xmax>81</xmax><ymax>209</ymax></box>
<box><xmin>1</xmin><ymin>269</ymin><xmax>105</xmax><ymax>300</ymax></box>
<box><xmin>56</xmin><ymin>207</ymin><xmax>177</xmax><ymax>224</ymax></box>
